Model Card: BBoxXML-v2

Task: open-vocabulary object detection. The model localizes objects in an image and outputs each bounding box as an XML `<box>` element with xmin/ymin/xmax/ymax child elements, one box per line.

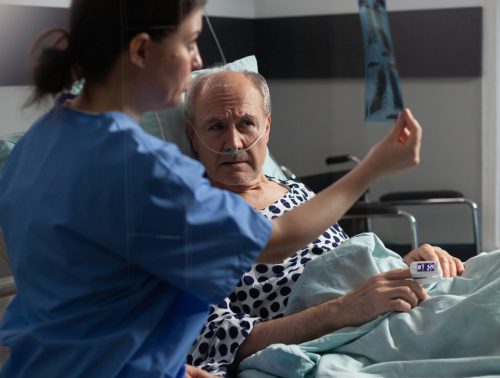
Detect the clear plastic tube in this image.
<box><xmin>192</xmin><ymin>126</ymin><xmax>266</xmax><ymax>156</ymax></box>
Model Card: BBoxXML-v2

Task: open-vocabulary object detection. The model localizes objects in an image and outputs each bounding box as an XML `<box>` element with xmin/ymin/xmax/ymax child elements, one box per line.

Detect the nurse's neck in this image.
<box><xmin>67</xmin><ymin>68</ymin><xmax>143</xmax><ymax>122</ymax></box>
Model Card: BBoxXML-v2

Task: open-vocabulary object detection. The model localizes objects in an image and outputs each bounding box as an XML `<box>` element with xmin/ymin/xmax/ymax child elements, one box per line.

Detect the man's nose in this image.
<box><xmin>224</xmin><ymin>126</ymin><xmax>244</xmax><ymax>152</ymax></box>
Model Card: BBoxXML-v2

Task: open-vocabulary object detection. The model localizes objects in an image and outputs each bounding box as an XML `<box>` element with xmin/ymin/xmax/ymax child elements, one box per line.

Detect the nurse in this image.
<box><xmin>0</xmin><ymin>0</ymin><xmax>422</xmax><ymax>377</ymax></box>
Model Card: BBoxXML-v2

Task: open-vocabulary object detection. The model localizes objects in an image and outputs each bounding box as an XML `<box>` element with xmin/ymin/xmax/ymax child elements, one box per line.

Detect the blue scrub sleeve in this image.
<box><xmin>125</xmin><ymin>142</ymin><xmax>272</xmax><ymax>305</ymax></box>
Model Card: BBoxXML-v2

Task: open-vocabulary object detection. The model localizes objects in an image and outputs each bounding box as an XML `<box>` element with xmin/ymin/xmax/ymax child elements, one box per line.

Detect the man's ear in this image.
<box><xmin>265</xmin><ymin>114</ymin><xmax>271</xmax><ymax>143</ymax></box>
<box><xmin>128</xmin><ymin>33</ymin><xmax>152</xmax><ymax>69</ymax></box>
<box><xmin>186</xmin><ymin>120</ymin><xmax>199</xmax><ymax>153</ymax></box>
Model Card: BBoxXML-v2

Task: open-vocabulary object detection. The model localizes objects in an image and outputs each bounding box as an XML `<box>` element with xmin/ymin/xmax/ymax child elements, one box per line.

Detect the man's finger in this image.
<box><xmin>381</xmin><ymin>268</ymin><xmax>412</xmax><ymax>280</ymax></box>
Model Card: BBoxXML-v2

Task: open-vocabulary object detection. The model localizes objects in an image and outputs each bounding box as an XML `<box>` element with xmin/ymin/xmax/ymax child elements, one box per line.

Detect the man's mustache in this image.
<box><xmin>218</xmin><ymin>152</ymin><xmax>250</xmax><ymax>164</ymax></box>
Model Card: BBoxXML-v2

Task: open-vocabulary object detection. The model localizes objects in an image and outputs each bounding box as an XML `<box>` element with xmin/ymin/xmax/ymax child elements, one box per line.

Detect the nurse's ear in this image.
<box><xmin>128</xmin><ymin>32</ymin><xmax>152</xmax><ymax>69</ymax></box>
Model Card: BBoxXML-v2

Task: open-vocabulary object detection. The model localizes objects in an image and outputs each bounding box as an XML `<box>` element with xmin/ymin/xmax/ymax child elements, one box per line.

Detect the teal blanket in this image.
<box><xmin>239</xmin><ymin>233</ymin><xmax>500</xmax><ymax>378</ymax></box>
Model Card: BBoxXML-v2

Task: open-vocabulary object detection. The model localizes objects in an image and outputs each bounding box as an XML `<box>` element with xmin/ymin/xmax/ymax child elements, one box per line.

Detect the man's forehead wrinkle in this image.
<box><xmin>200</xmin><ymin>89</ymin><xmax>256</xmax><ymax>121</ymax></box>
<box><xmin>193</xmin><ymin>72</ymin><xmax>265</xmax><ymax>127</ymax></box>
<box><xmin>201</xmin><ymin>107</ymin><xmax>252</xmax><ymax>125</ymax></box>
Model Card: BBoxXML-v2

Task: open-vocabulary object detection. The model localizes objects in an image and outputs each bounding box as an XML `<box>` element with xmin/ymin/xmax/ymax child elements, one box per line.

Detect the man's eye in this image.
<box><xmin>241</xmin><ymin>120</ymin><xmax>254</xmax><ymax>127</ymax></box>
<box><xmin>208</xmin><ymin>123</ymin><xmax>223</xmax><ymax>131</ymax></box>
<box><xmin>240</xmin><ymin>122</ymin><xmax>259</xmax><ymax>134</ymax></box>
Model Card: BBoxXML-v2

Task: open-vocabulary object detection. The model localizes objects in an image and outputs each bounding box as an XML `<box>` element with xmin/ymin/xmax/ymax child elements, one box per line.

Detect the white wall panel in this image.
<box><xmin>206</xmin><ymin>0</ymin><xmax>255</xmax><ymax>18</ymax></box>
<box><xmin>0</xmin><ymin>0</ymin><xmax>69</xmax><ymax>7</ymax></box>
<box><xmin>0</xmin><ymin>86</ymin><xmax>48</xmax><ymax>135</ymax></box>
<box><xmin>0</xmin><ymin>0</ymin><xmax>257</xmax><ymax>17</ymax></box>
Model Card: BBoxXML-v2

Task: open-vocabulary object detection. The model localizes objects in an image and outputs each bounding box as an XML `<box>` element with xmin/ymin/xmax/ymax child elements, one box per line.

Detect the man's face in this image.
<box><xmin>189</xmin><ymin>72</ymin><xmax>270</xmax><ymax>188</ymax></box>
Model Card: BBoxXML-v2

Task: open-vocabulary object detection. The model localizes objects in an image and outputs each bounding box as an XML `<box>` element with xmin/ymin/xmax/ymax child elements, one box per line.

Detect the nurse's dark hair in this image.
<box><xmin>28</xmin><ymin>0</ymin><xmax>206</xmax><ymax>105</ymax></box>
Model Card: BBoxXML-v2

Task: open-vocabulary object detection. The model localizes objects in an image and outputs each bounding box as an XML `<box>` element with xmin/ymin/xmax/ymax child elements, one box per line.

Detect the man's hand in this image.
<box><xmin>403</xmin><ymin>244</ymin><xmax>465</xmax><ymax>277</ymax></box>
<box><xmin>185</xmin><ymin>365</ymin><xmax>217</xmax><ymax>378</ymax></box>
<box><xmin>334</xmin><ymin>268</ymin><xmax>428</xmax><ymax>327</ymax></box>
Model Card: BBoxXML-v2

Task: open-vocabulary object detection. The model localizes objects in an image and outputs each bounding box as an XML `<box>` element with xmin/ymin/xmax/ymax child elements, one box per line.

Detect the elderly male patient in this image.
<box><xmin>185</xmin><ymin>70</ymin><xmax>463</xmax><ymax>377</ymax></box>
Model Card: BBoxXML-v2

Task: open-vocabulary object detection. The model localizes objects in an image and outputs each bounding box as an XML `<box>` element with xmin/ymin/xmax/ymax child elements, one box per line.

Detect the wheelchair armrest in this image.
<box><xmin>342</xmin><ymin>202</ymin><xmax>419</xmax><ymax>249</ymax></box>
<box><xmin>379</xmin><ymin>190</ymin><xmax>481</xmax><ymax>254</ymax></box>
<box><xmin>346</xmin><ymin>202</ymin><xmax>399</xmax><ymax>216</ymax></box>
<box><xmin>325</xmin><ymin>154</ymin><xmax>361</xmax><ymax>166</ymax></box>
<box><xmin>380</xmin><ymin>190</ymin><xmax>465</xmax><ymax>202</ymax></box>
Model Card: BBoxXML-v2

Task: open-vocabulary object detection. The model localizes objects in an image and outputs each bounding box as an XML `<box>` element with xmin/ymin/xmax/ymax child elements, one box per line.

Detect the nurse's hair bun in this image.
<box><xmin>28</xmin><ymin>28</ymin><xmax>79</xmax><ymax>106</ymax></box>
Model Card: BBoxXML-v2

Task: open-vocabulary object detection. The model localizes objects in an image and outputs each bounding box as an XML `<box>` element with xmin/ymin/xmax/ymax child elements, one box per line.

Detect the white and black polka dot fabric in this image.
<box><xmin>187</xmin><ymin>178</ymin><xmax>349</xmax><ymax>376</ymax></box>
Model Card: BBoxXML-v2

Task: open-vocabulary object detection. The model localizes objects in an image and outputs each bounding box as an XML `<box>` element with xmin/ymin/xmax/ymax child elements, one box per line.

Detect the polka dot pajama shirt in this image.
<box><xmin>188</xmin><ymin>178</ymin><xmax>349</xmax><ymax>376</ymax></box>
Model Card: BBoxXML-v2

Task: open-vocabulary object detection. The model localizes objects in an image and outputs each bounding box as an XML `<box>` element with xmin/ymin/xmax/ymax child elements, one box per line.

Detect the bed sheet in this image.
<box><xmin>239</xmin><ymin>233</ymin><xmax>500</xmax><ymax>378</ymax></box>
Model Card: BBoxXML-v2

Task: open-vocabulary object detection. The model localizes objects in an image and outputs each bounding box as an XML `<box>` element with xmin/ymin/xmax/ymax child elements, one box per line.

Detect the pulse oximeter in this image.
<box><xmin>410</xmin><ymin>261</ymin><xmax>443</xmax><ymax>284</ymax></box>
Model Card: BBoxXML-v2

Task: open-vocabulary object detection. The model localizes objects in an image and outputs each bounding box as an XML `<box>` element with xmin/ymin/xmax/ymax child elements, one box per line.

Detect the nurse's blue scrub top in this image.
<box><xmin>0</xmin><ymin>97</ymin><xmax>272</xmax><ymax>377</ymax></box>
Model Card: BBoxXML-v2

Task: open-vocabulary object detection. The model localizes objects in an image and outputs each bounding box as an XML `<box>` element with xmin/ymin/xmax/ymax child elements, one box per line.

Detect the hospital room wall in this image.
<box><xmin>256</xmin><ymin>0</ymin><xmax>497</xmax><ymax>250</ymax></box>
<box><xmin>268</xmin><ymin>78</ymin><xmax>482</xmax><ymax>246</ymax></box>
<box><xmin>0</xmin><ymin>87</ymin><xmax>49</xmax><ymax>135</ymax></box>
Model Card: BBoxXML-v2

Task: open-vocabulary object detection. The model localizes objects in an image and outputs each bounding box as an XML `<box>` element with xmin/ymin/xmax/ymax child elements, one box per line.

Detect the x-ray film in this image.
<box><xmin>358</xmin><ymin>0</ymin><xmax>404</xmax><ymax>122</ymax></box>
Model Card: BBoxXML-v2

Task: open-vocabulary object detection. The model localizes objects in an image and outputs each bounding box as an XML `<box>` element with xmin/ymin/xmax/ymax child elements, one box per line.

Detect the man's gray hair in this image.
<box><xmin>185</xmin><ymin>69</ymin><xmax>272</xmax><ymax>123</ymax></box>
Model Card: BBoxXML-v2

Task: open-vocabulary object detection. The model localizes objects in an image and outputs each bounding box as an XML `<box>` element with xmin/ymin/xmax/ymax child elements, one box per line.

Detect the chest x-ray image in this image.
<box><xmin>359</xmin><ymin>0</ymin><xmax>404</xmax><ymax>122</ymax></box>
